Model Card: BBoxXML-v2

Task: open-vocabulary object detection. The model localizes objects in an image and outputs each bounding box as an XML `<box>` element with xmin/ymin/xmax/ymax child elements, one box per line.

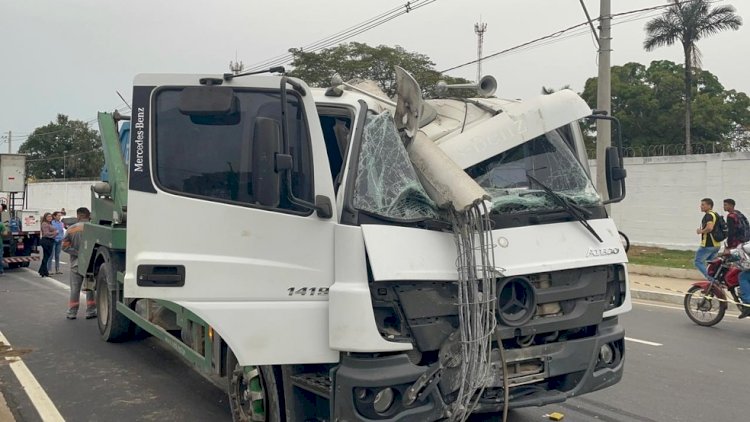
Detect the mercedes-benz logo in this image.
<box><xmin>497</xmin><ymin>277</ymin><xmax>536</xmax><ymax>326</ymax></box>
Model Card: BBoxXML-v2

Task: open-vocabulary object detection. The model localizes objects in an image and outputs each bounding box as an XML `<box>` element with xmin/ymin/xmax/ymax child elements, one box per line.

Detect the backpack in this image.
<box><xmin>710</xmin><ymin>211</ymin><xmax>727</xmax><ymax>242</ymax></box>
<box><xmin>733</xmin><ymin>210</ymin><xmax>750</xmax><ymax>243</ymax></box>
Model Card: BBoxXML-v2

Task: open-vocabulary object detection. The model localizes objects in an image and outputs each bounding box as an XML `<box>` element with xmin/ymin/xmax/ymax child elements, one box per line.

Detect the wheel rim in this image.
<box><xmin>687</xmin><ymin>290</ymin><xmax>721</xmax><ymax>322</ymax></box>
<box><xmin>232</xmin><ymin>365</ymin><xmax>266</xmax><ymax>421</ymax></box>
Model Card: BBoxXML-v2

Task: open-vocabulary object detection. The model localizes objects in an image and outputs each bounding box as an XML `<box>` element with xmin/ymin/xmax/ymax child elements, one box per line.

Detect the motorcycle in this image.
<box><xmin>684</xmin><ymin>255</ymin><xmax>746</xmax><ymax>326</ymax></box>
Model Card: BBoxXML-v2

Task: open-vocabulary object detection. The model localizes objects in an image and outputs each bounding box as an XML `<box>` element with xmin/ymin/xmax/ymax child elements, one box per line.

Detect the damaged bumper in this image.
<box><xmin>332</xmin><ymin>317</ymin><xmax>624</xmax><ymax>421</ymax></box>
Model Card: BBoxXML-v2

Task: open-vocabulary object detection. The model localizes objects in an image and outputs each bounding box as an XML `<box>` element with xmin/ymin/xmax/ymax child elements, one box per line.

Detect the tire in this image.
<box><xmin>227</xmin><ymin>348</ymin><xmax>283</xmax><ymax>422</ymax></box>
<box><xmin>618</xmin><ymin>231</ymin><xmax>630</xmax><ymax>253</ymax></box>
<box><xmin>684</xmin><ymin>285</ymin><xmax>726</xmax><ymax>327</ymax></box>
<box><xmin>95</xmin><ymin>260</ymin><xmax>132</xmax><ymax>342</ymax></box>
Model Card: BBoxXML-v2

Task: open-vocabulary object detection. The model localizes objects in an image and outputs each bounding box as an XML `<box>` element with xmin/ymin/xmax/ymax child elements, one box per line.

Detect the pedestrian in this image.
<box><xmin>62</xmin><ymin>207</ymin><xmax>95</xmax><ymax>320</ymax></box>
<box><xmin>694</xmin><ymin>198</ymin><xmax>722</xmax><ymax>281</ymax></box>
<box><xmin>47</xmin><ymin>211</ymin><xmax>65</xmax><ymax>275</ymax></box>
<box><xmin>0</xmin><ymin>218</ymin><xmax>5</xmax><ymax>277</ymax></box>
<box><xmin>723</xmin><ymin>198</ymin><xmax>749</xmax><ymax>249</ymax></box>
<box><xmin>38</xmin><ymin>212</ymin><xmax>57</xmax><ymax>277</ymax></box>
<box><xmin>60</xmin><ymin>207</ymin><xmax>66</xmax><ymax>216</ymax></box>
<box><xmin>727</xmin><ymin>241</ymin><xmax>750</xmax><ymax>319</ymax></box>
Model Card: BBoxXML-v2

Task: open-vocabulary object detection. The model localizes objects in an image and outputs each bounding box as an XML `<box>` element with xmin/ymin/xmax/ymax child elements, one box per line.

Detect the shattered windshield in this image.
<box><xmin>353</xmin><ymin>112</ymin><xmax>439</xmax><ymax>220</ymax></box>
<box><xmin>466</xmin><ymin>129</ymin><xmax>601</xmax><ymax>213</ymax></box>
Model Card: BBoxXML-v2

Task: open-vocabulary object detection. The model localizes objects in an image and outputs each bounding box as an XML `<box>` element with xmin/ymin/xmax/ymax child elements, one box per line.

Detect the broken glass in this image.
<box><xmin>466</xmin><ymin>128</ymin><xmax>601</xmax><ymax>214</ymax></box>
<box><xmin>353</xmin><ymin>111</ymin><xmax>439</xmax><ymax>220</ymax></box>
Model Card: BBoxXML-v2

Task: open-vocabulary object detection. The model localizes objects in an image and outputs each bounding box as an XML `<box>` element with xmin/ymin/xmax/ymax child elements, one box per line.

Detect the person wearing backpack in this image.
<box><xmin>695</xmin><ymin>198</ymin><xmax>723</xmax><ymax>281</ymax></box>
<box><xmin>723</xmin><ymin>198</ymin><xmax>750</xmax><ymax>249</ymax></box>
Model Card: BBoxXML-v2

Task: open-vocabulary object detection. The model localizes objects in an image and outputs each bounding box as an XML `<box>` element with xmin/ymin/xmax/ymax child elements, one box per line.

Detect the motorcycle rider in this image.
<box><xmin>727</xmin><ymin>241</ymin><xmax>750</xmax><ymax>319</ymax></box>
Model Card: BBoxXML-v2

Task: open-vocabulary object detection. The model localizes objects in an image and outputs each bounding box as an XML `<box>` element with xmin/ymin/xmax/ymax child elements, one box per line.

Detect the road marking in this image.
<box><xmin>632</xmin><ymin>299</ymin><xmax>746</xmax><ymax>322</ymax></box>
<box><xmin>632</xmin><ymin>300</ymin><xmax>683</xmax><ymax>311</ymax></box>
<box><xmin>0</xmin><ymin>330</ymin><xmax>65</xmax><ymax>422</ymax></box>
<box><xmin>22</xmin><ymin>269</ymin><xmax>69</xmax><ymax>291</ymax></box>
<box><xmin>625</xmin><ymin>337</ymin><xmax>663</xmax><ymax>347</ymax></box>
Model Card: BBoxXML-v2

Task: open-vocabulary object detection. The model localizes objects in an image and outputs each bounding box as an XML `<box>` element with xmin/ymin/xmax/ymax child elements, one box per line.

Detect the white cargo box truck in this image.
<box><xmin>0</xmin><ymin>153</ymin><xmax>40</xmax><ymax>268</ymax></box>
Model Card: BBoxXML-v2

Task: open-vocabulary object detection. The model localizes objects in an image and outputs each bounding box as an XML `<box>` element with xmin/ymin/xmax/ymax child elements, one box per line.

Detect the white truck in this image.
<box><xmin>81</xmin><ymin>68</ymin><xmax>629</xmax><ymax>421</ymax></box>
<box><xmin>0</xmin><ymin>153</ymin><xmax>41</xmax><ymax>268</ymax></box>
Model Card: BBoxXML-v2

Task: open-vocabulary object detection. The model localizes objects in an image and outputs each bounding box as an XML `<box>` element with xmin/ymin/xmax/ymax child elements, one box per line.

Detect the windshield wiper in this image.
<box><xmin>526</xmin><ymin>174</ymin><xmax>603</xmax><ymax>243</ymax></box>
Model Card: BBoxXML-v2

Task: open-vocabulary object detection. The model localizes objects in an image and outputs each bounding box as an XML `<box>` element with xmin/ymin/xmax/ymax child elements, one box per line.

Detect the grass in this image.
<box><xmin>626</xmin><ymin>246</ymin><xmax>695</xmax><ymax>269</ymax></box>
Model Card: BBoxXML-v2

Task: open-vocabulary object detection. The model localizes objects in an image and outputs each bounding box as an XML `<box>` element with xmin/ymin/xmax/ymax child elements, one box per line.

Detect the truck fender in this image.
<box><xmin>93</xmin><ymin>247</ymin><xmax>125</xmax><ymax>292</ymax></box>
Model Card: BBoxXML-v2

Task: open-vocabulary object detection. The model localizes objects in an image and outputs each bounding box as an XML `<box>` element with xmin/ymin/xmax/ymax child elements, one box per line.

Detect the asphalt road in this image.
<box><xmin>2</xmin><ymin>265</ymin><xmax>750</xmax><ymax>421</ymax></box>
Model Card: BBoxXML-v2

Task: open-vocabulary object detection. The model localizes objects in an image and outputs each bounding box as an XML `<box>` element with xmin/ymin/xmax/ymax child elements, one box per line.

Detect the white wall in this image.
<box><xmin>21</xmin><ymin>152</ymin><xmax>750</xmax><ymax>250</ymax></box>
<box><xmin>591</xmin><ymin>152</ymin><xmax>750</xmax><ymax>250</ymax></box>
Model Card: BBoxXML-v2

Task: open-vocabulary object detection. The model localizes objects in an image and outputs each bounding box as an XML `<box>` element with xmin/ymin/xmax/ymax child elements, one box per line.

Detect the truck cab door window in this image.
<box><xmin>316</xmin><ymin>107</ymin><xmax>353</xmax><ymax>193</ymax></box>
<box><xmin>154</xmin><ymin>89</ymin><xmax>313</xmax><ymax>213</ymax></box>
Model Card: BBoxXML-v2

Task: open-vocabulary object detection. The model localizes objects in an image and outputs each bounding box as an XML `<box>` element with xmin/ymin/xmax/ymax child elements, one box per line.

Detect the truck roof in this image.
<box><xmin>311</xmin><ymin>86</ymin><xmax>592</xmax><ymax>169</ymax></box>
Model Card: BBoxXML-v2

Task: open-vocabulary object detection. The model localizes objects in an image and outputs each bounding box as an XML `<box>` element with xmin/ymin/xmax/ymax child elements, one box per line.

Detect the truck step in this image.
<box><xmin>289</xmin><ymin>373</ymin><xmax>332</xmax><ymax>399</ymax></box>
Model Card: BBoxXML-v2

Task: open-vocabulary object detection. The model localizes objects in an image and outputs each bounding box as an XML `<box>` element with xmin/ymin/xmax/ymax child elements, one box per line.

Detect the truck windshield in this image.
<box><xmin>352</xmin><ymin>112</ymin><xmax>438</xmax><ymax>221</ymax></box>
<box><xmin>465</xmin><ymin>128</ymin><xmax>600</xmax><ymax>214</ymax></box>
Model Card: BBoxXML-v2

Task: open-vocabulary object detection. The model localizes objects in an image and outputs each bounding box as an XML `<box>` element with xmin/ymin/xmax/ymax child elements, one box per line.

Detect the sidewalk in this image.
<box><xmin>628</xmin><ymin>264</ymin><xmax>703</xmax><ymax>305</ymax></box>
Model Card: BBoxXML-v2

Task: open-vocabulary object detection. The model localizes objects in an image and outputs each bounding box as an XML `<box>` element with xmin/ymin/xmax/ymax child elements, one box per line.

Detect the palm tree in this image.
<box><xmin>644</xmin><ymin>0</ymin><xmax>742</xmax><ymax>154</ymax></box>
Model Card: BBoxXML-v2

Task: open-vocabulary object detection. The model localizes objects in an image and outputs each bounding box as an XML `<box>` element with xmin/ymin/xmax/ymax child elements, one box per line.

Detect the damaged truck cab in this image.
<box><xmin>83</xmin><ymin>71</ymin><xmax>629</xmax><ymax>421</ymax></box>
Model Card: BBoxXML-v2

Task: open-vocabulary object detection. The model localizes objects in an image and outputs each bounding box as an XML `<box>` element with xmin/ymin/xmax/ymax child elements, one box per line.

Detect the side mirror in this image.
<box><xmin>252</xmin><ymin>117</ymin><xmax>282</xmax><ymax>207</ymax></box>
<box><xmin>605</xmin><ymin>146</ymin><xmax>627</xmax><ymax>203</ymax></box>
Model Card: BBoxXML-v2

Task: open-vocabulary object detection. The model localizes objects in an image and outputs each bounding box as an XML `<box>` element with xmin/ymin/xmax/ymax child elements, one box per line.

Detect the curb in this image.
<box><xmin>627</xmin><ymin>264</ymin><xmax>698</xmax><ymax>306</ymax></box>
<box><xmin>628</xmin><ymin>264</ymin><xmax>701</xmax><ymax>280</ymax></box>
<box><xmin>630</xmin><ymin>289</ymin><xmax>684</xmax><ymax>306</ymax></box>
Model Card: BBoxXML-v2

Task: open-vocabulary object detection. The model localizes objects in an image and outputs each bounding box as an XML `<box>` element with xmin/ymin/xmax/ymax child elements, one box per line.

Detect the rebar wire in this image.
<box><xmin>449</xmin><ymin>201</ymin><xmax>502</xmax><ymax>421</ymax></box>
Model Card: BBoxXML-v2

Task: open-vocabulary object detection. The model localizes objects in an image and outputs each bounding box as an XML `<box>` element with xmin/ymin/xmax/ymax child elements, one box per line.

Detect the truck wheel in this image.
<box><xmin>95</xmin><ymin>263</ymin><xmax>132</xmax><ymax>342</ymax></box>
<box><xmin>227</xmin><ymin>348</ymin><xmax>283</xmax><ymax>422</ymax></box>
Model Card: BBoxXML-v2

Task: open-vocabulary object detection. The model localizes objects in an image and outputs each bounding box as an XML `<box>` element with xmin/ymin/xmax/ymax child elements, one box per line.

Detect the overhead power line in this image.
<box><xmin>10</xmin><ymin>106</ymin><xmax>130</xmax><ymax>145</ymax></box>
<box><xmin>245</xmin><ymin>0</ymin><xmax>438</xmax><ymax>72</ymax></box>
<box><xmin>439</xmin><ymin>1</ymin><xmax>699</xmax><ymax>74</ymax></box>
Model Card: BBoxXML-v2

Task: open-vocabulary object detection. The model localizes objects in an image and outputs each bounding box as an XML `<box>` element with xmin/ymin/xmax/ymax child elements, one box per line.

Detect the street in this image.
<box><xmin>2</xmin><ymin>266</ymin><xmax>750</xmax><ymax>421</ymax></box>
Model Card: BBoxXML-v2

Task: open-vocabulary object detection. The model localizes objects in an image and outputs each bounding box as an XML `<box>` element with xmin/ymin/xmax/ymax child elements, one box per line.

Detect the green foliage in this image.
<box><xmin>581</xmin><ymin>61</ymin><xmax>750</xmax><ymax>155</ymax></box>
<box><xmin>287</xmin><ymin>42</ymin><xmax>472</xmax><ymax>98</ymax></box>
<box><xmin>19</xmin><ymin>114</ymin><xmax>103</xmax><ymax>180</ymax></box>
<box><xmin>627</xmin><ymin>246</ymin><xmax>695</xmax><ymax>269</ymax></box>
<box><xmin>643</xmin><ymin>0</ymin><xmax>743</xmax><ymax>152</ymax></box>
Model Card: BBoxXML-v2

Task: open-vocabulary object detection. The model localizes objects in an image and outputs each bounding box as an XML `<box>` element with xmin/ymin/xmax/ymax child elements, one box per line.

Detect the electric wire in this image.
<box><xmin>245</xmin><ymin>0</ymin><xmax>437</xmax><ymax>72</ymax></box>
<box><xmin>8</xmin><ymin>106</ymin><xmax>130</xmax><ymax>146</ymax></box>
<box><xmin>439</xmin><ymin>1</ymin><xmax>702</xmax><ymax>75</ymax></box>
<box><xmin>244</xmin><ymin>1</ymin><xmax>413</xmax><ymax>71</ymax></box>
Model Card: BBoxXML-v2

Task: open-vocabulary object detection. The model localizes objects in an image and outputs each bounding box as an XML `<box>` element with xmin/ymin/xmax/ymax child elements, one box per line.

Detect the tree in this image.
<box><xmin>643</xmin><ymin>0</ymin><xmax>742</xmax><ymax>154</ymax></box>
<box><xmin>288</xmin><ymin>42</ymin><xmax>472</xmax><ymax>98</ymax></box>
<box><xmin>19</xmin><ymin>114</ymin><xmax>103</xmax><ymax>180</ymax></box>
<box><xmin>581</xmin><ymin>61</ymin><xmax>750</xmax><ymax>156</ymax></box>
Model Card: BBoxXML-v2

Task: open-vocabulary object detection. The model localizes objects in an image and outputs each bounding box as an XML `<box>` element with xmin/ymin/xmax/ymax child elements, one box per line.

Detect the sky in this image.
<box><xmin>1</xmin><ymin>0</ymin><xmax>748</xmax><ymax>152</ymax></box>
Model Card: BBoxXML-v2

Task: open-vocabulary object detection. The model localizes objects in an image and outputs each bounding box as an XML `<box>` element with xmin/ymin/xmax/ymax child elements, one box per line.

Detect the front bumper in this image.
<box><xmin>332</xmin><ymin>317</ymin><xmax>624</xmax><ymax>421</ymax></box>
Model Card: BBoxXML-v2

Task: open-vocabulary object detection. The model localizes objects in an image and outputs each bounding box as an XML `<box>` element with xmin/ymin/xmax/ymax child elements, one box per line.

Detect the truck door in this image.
<box><xmin>124</xmin><ymin>74</ymin><xmax>338</xmax><ymax>365</ymax></box>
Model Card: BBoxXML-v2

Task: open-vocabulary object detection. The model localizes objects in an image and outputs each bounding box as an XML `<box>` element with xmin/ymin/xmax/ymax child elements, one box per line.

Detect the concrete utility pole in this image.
<box><xmin>474</xmin><ymin>20</ymin><xmax>487</xmax><ymax>82</ymax></box>
<box><xmin>6</xmin><ymin>131</ymin><xmax>10</xmax><ymax>153</ymax></box>
<box><xmin>595</xmin><ymin>0</ymin><xmax>612</xmax><ymax>202</ymax></box>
